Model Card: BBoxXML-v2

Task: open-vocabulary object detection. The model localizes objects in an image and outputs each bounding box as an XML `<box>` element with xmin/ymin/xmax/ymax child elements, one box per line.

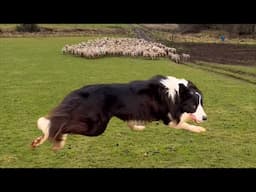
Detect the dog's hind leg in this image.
<box><xmin>52</xmin><ymin>134</ymin><xmax>68</xmax><ymax>151</ymax></box>
<box><xmin>31</xmin><ymin>117</ymin><xmax>50</xmax><ymax>148</ymax></box>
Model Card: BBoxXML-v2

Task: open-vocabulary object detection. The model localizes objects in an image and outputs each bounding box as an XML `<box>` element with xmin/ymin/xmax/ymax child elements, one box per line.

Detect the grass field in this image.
<box><xmin>0</xmin><ymin>37</ymin><xmax>256</xmax><ymax>168</ymax></box>
<box><xmin>153</xmin><ymin>30</ymin><xmax>256</xmax><ymax>45</ymax></box>
<box><xmin>184</xmin><ymin>62</ymin><xmax>256</xmax><ymax>84</ymax></box>
<box><xmin>193</xmin><ymin>61</ymin><xmax>256</xmax><ymax>75</ymax></box>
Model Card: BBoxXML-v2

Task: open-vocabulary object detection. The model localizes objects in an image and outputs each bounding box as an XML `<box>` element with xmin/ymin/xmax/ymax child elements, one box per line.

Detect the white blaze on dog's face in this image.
<box><xmin>191</xmin><ymin>92</ymin><xmax>207</xmax><ymax>123</ymax></box>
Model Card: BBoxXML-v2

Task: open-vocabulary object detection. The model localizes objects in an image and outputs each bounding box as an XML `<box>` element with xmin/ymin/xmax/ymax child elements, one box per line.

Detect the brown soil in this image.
<box><xmin>170</xmin><ymin>42</ymin><xmax>256</xmax><ymax>66</ymax></box>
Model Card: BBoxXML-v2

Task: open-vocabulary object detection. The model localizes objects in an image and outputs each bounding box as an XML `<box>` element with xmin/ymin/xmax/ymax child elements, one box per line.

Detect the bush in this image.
<box><xmin>16</xmin><ymin>24</ymin><xmax>40</xmax><ymax>32</ymax></box>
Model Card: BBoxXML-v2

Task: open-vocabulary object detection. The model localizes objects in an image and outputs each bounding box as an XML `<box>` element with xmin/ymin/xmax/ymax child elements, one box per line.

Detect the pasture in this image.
<box><xmin>0</xmin><ymin>37</ymin><xmax>255</xmax><ymax>167</ymax></box>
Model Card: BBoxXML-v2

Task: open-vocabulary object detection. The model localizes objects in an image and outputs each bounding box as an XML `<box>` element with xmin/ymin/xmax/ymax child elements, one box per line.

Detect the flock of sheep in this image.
<box><xmin>62</xmin><ymin>37</ymin><xmax>190</xmax><ymax>63</ymax></box>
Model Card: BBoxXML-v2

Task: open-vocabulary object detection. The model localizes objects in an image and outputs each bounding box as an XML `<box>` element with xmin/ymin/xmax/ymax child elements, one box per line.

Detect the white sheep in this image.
<box><xmin>169</xmin><ymin>53</ymin><xmax>181</xmax><ymax>63</ymax></box>
<box><xmin>62</xmin><ymin>37</ymin><xmax>182</xmax><ymax>60</ymax></box>
<box><xmin>181</xmin><ymin>53</ymin><xmax>190</xmax><ymax>62</ymax></box>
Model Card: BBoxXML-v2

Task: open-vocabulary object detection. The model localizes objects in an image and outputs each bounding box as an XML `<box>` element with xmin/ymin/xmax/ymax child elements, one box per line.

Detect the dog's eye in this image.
<box><xmin>193</xmin><ymin>105</ymin><xmax>197</xmax><ymax>109</ymax></box>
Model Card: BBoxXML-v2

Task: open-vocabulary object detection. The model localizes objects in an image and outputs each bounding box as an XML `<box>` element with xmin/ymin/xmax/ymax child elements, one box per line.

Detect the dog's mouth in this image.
<box><xmin>189</xmin><ymin>114</ymin><xmax>202</xmax><ymax>124</ymax></box>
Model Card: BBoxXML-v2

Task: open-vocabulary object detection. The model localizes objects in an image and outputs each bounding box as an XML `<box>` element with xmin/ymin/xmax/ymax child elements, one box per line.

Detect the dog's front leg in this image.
<box><xmin>127</xmin><ymin>120</ymin><xmax>146</xmax><ymax>131</ymax></box>
<box><xmin>169</xmin><ymin>121</ymin><xmax>206</xmax><ymax>133</ymax></box>
<box><xmin>168</xmin><ymin>113</ymin><xmax>206</xmax><ymax>133</ymax></box>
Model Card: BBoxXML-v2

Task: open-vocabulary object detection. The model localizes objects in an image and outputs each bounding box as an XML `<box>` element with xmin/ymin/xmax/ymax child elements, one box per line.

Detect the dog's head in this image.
<box><xmin>179</xmin><ymin>82</ymin><xmax>207</xmax><ymax>123</ymax></box>
<box><xmin>160</xmin><ymin>76</ymin><xmax>207</xmax><ymax>123</ymax></box>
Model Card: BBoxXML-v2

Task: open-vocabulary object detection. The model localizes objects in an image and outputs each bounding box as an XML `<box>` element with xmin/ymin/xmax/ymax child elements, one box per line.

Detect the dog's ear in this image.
<box><xmin>179</xmin><ymin>83</ymin><xmax>191</xmax><ymax>100</ymax></box>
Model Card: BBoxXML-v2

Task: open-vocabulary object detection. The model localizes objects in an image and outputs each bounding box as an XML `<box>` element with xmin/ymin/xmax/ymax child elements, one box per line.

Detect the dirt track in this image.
<box><xmin>132</xmin><ymin>27</ymin><xmax>154</xmax><ymax>42</ymax></box>
<box><xmin>169</xmin><ymin>42</ymin><xmax>256</xmax><ymax>66</ymax></box>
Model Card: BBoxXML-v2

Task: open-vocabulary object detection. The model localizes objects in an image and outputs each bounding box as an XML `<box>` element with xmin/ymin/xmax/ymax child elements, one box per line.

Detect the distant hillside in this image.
<box><xmin>141</xmin><ymin>24</ymin><xmax>179</xmax><ymax>32</ymax></box>
<box><xmin>178</xmin><ymin>24</ymin><xmax>256</xmax><ymax>36</ymax></box>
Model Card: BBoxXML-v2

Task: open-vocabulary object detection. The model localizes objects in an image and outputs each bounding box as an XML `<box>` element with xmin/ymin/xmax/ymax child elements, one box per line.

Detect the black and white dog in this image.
<box><xmin>32</xmin><ymin>75</ymin><xmax>207</xmax><ymax>150</ymax></box>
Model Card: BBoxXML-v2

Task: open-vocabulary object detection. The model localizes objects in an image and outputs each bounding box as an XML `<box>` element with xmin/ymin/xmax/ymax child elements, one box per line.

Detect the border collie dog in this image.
<box><xmin>32</xmin><ymin>75</ymin><xmax>207</xmax><ymax>150</ymax></box>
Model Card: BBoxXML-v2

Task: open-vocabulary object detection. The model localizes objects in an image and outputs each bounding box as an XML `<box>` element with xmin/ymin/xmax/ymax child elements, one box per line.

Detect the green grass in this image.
<box><xmin>195</xmin><ymin>61</ymin><xmax>256</xmax><ymax>75</ymax></box>
<box><xmin>152</xmin><ymin>30</ymin><xmax>256</xmax><ymax>45</ymax></box>
<box><xmin>184</xmin><ymin>62</ymin><xmax>256</xmax><ymax>84</ymax></box>
<box><xmin>0</xmin><ymin>37</ymin><xmax>256</xmax><ymax>168</ymax></box>
<box><xmin>0</xmin><ymin>24</ymin><xmax>17</xmax><ymax>30</ymax></box>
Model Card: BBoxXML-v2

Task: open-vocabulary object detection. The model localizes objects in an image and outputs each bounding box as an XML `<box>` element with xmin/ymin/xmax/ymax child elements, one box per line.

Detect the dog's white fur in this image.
<box><xmin>193</xmin><ymin>92</ymin><xmax>207</xmax><ymax>122</ymax></box>
<box><xmin>127</xmin><ymin>120</ymin><xmax>146</xmax><ymax>131</ymax></box>
<box><xmin>160</xmin><ymin>76</ymin><xmax>188</xmax><ymax>101</ymax></box>
<box><xmin>31</xmin><ymin>117</ymin><xmax>50</xmax><ymax>148</ymax></box>
<box><xmin>168</xmin><ymin>113</ymin><xmax>206</xmax><ymax>133</ymax></box>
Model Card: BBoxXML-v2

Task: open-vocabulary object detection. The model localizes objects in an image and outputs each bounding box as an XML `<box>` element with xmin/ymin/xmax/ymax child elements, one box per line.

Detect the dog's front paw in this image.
<box><xmin>191</xmin><ymin>126</ymin><xmax>206</xmax><ymax>133</ymax></box>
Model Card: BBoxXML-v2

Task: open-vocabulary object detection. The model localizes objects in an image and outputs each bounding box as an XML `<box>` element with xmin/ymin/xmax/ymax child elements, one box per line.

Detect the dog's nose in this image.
<box><xmin>203</xmin><ymin>116</ymin><xmax>207</xmax><ymax>121</ymax></box>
